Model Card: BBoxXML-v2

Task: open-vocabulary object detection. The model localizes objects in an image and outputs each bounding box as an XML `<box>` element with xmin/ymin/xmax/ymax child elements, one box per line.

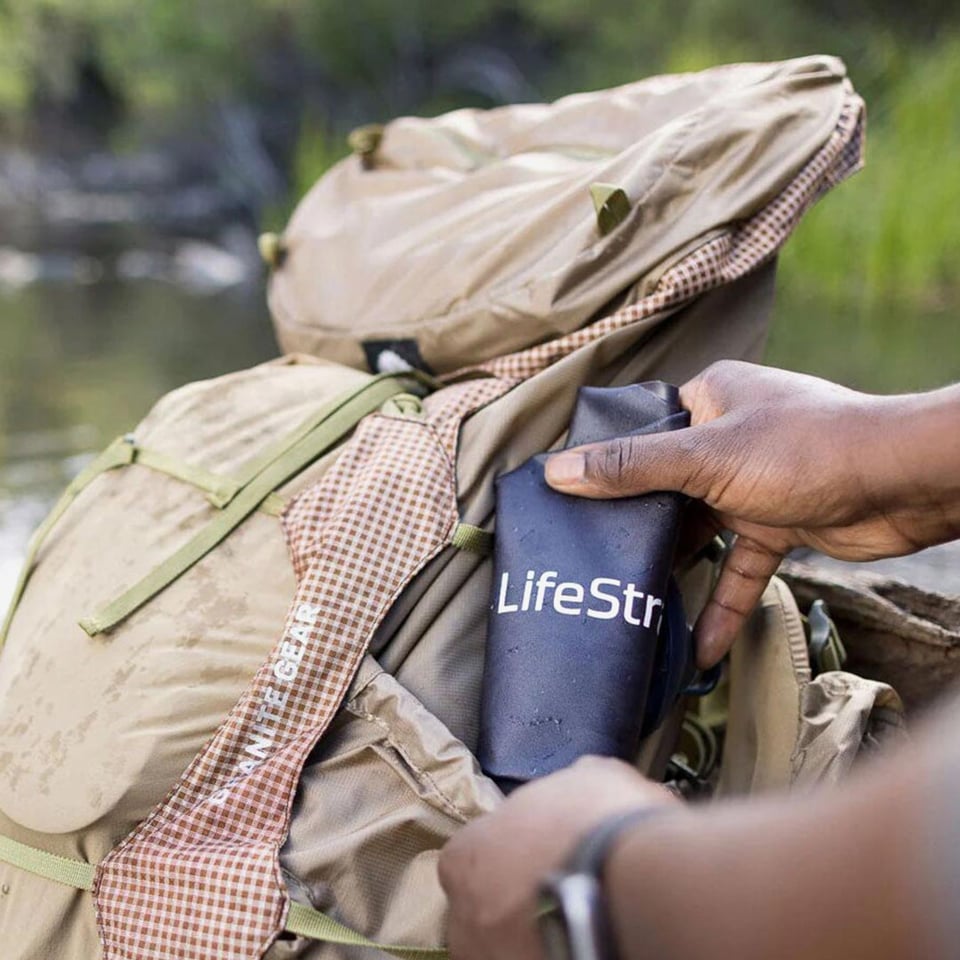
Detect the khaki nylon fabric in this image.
<box><xmin>269</xmin><ymin>56</ymin><xmax>853</xmax><ymax>374</ymax></box>
<box><xmin>0</xmin><ymin>356</ymin><xmax>371</xmax><ymax>838</ymax></box>
<box><xmin>719</xmin><ymin>577</ymin><xmax>905</xmax><ymax>797</ymax></box>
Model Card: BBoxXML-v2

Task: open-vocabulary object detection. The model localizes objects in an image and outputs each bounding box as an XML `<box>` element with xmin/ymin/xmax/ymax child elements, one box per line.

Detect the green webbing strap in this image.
<box><xmin>134</xmin><ymin>446</ymin><xmax>287</xmax><ymax>517</ymax></box>
<box><xmin>0</xmin><ymin>434</ymin><xmax>297</xmax><ymax>649</ymax></box>
<box><xmin>79</xmin><ymin>374</ymin><xmax>422</xmax><ymax>637</ymax></box>
<box><xmin>285</xmin><ymin>901</ymin><xmax>448</xmax><ymax>960</ymax></box>
<box><xmin>0</xmin><ymin>436</ymin><xmax>136</xmax><ymax>648</ymax></box>
<box><xmin>205</xmin><ymin>372</ymin><xmax>431</xmax><ymax>510</ymax></box>
<box><xmin>0</xmin><ymin>835</ymin><xmax>95</xmax><ymax>891</ymax></box>
<box><xmin>450</xmin><ymin>522</ymin><xmax>493</xmax><ymax>556</ymax></box>
<box><xmin>133</xmin><ymin>445</ymin><xmax>241</xmax><ymax>504</ymax></box>
<box><xmin>259</xmin><ymin>492</ymin><xmax>288</xmax><ymax>518</ymax></box>
<box><xmin>0</xmin><ymin>835</ymin><xmax>447</xmax><ymax>958</ymax></box>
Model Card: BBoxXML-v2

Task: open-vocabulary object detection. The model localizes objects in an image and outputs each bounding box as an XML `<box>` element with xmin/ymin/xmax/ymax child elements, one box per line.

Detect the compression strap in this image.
<box><xmin>0</xmin><ymin>835</ymin><xmax>448</xmax><ymax>959</ymax></box>
<box><xmin>285</xmin><ymin>901</ymin><xmax>448</xmax><ymax>959</ymax></box>
<box><xmin>0</xmin><ymin>835</ymin><xmax>96</xmax><ymax>891</ymax></box>
<box><xmin>450</xmin><ymin>522</ymin><xmax>493</xmax><ymax>555</ymax></box>
<box><xmin>0</xmin><ymin>432</ymin><xmax>298</xmax><ymax>649</ymax></box>
<box><xmin>0</xmin><ymin>436</ymin><xmax>135</xmax><ymax>648</ymax></box>
<box><xmin>79</xmin><ymin>373</ymin><xmax>422</xmax><ymax>636</ymax></box>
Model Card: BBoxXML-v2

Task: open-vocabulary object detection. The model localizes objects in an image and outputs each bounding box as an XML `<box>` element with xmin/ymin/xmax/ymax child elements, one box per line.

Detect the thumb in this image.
<box><xmin>545</xmin><ymin>424</ymin><xmax>717</xmax><ymax>500</ymax></box>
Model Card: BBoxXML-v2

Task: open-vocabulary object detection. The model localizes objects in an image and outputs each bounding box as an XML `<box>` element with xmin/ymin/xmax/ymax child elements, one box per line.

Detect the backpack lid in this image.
<box><xmin>267</xmin><ymin>55</ymin><xmax>855</xmax><ymax>375</ymax></box>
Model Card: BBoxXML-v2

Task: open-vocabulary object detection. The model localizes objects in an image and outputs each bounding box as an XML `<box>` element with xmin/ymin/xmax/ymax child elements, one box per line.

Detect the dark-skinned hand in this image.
<box><xmin>546</xmin><ymin>361</ymin><xmax>960</xmax><ymax>667</ymax></box>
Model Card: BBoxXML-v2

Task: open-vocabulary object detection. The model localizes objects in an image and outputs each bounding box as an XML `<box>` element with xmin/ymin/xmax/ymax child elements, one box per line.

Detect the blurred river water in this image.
<box><xmin>0</xmin><ymin>277</ymin><xmax>277</xmax><ymax>611</ymax></box>
<box><xmin>0</xmin><ymin>271</ymin><xmax>958</xmax><ymax>612</ymax></box>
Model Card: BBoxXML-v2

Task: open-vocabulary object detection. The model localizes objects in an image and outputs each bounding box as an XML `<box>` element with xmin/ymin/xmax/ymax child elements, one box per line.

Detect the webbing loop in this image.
<box><xmin>132</xmin><ymin>442</ymin><xmax>241</xmax><ymax>504</ymax></box>
<box><xmin>285</xmin><ymin>901</ymin><xmax>448</xmax><ymax>959</ymax></box>
<box><xmin>1</xmin><ymin>436</ymin><xmax>286</xmax><ymax>650</ymax></box>
<box><xmin>0</xmin><ymin>835</ymin><xmax>96</xmax><ymax>891</ymax></box>
<box><xmin>79</xmin><ymin>373</ymin><xmax>424</xmax><ymax>637</ymax></box>
<box><xmin>0</xmin><ymin>436</ymin><xmax>135</xmax><ymax>648</ymax></box>
<box><xmin>0</xmin><ymin>836</ymin><xmax>447</xmax><ymax>958</ymax></box>
<box><xmin>589</xmin><ymin>182</ymin><xmax>632</xmax><ymax>235</ymax></box>
<box><xmin>450</xmin><ymin>522</ymin><xmax>493</xmax><ymax>556</ymax></box>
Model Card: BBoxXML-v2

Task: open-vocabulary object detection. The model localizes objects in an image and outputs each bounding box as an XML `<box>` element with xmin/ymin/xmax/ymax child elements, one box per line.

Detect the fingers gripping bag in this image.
<box><xmin>479</xmin><ymin>382</ymin><xmax>700</xmax><ymax>790</ymax></box>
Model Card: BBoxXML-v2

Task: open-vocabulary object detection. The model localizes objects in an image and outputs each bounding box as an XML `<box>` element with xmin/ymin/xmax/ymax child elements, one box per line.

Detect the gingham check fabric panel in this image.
<box><xmin>93</xmin><ymin>376</ymin><xmax>510</xmax><ymax>960</ymax></box>
<box><xmin>479</xmin><ymin>92</ymin><xmax>865</xmax><ymax>382</ymax></box>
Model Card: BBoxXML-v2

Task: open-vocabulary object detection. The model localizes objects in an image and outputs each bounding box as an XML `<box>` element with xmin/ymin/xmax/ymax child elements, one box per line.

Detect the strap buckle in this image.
<box><xmin>806</xmin><ymin>598</ymin><xmax>847</xmax><ymax>675</ymax></box>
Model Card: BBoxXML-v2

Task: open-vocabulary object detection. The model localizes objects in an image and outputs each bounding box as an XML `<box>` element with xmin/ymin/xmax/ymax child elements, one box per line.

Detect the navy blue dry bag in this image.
<box><xmin>478</xmin><ymin>381</ymin><xmax>698</xmax><ymax>791</ymax></box>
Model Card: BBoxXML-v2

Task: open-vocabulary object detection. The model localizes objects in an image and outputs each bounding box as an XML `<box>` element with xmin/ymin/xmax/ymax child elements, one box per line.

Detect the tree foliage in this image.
<box><xmin>1</xmin><ymin>0</ymin><xmax>957</xmax><ymax>115</ymax></box>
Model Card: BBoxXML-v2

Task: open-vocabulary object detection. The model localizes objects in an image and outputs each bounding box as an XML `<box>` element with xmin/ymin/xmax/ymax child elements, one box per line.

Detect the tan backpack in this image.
<box><xmin>0</xmin><ymin>56</ymin><xmax>903</xmax><ymax>960</ymax></box>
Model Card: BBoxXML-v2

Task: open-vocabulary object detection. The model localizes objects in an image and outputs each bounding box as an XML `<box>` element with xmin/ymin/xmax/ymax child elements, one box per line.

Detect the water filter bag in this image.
<box><xmin>478</xmin><ymin>381</ymin><xmax>692</xmax><ymax>788</ymax></box>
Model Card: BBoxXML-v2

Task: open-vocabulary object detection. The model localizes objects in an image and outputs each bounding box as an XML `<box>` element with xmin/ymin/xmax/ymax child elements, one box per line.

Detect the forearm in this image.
<box><xmin>606</xmin><ymin>753</ymin><xmax>939</xmax><ymax>960</ymax></box>
<box><xmin>870</xmin><ymin>383</ymin><xmax>960</xmax><ymax>548</ymax></box>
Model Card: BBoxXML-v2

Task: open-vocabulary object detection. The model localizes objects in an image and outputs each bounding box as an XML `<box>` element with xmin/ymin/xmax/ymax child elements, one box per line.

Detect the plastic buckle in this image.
<box><xmin>807</xmin><ymin>598</ymin><xmax>847</xmax><ymax>675</ymax></box>
<box><xmin>683</xmin><ymin>661</ymin><xmax>722</xmax><ymax>697</ymax></box>
<box><xmin>664</xmin><ymin>715</ymin><xmax>718</xmax><ymax>800</ymax></box>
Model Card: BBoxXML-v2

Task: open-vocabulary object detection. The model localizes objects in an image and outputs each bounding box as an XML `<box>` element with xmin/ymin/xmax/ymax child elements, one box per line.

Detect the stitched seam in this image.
<box><xmin>344</xmin><ymin>703</ymin><xmax>470</xmax><ymax>824</ymax></box>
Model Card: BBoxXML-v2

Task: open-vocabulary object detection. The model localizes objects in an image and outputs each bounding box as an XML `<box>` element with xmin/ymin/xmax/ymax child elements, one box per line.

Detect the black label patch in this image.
<box><xmin>362</xmin><ymin>338</ymin><xmax>433</xmax><ymax>375</ymax></box>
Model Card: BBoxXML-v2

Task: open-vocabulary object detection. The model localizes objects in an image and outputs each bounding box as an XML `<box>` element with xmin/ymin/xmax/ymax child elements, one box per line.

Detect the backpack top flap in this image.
<box><xmin>268</xmin><ymin>55</ymin><xmax>856</xmax><ymax>374</ymax></box>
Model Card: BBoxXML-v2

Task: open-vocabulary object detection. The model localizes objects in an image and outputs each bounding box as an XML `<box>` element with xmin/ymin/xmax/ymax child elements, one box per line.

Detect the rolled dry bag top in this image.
<box><xmin>266</xmin><ymin>57</ymin><xmax>858</xmax><ymax>375</ymax></box>
<box><xmin>478</xmin><ymin>381</ymin><xmax>691</xmax><ymax>790</ymax></box>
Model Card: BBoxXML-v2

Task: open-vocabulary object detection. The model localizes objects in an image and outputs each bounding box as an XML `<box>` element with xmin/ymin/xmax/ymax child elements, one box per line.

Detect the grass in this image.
<box><xmin>782</xmin><ymin>33</ymin><xmax>960</xmax><ymax>307</ymax></box>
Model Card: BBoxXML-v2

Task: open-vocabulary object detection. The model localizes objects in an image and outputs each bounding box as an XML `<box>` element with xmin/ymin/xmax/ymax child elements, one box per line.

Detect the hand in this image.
<box><xmin>546</xmin><ymin>361</ymin><xmax>960</xmax><ymax>667</ymax></box>
<box><xmin>438</xmin><ymin>757</ymin><xmax>677</xmax><ymax>960</ymax></box>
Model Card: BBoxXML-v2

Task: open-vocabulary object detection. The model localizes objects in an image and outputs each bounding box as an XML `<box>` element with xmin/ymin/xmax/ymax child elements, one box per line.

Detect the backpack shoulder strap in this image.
<box><xmin>0</xmin><ymin>835</ymin><xmax>448</xmax><ymax>960</ymax></box>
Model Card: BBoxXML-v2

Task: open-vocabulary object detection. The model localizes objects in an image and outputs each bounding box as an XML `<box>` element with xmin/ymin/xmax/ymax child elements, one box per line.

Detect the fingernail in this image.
<box><xmin>545</xmin><ymin>452</ymin><xmax>585</xmax><ymax>487</ymax></box>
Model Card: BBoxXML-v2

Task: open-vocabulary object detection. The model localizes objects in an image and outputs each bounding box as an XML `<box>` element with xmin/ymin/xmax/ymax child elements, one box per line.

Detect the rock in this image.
<box><xmin>780</xmin><ymin>555</ymin><xmax>960</xmax><ymax>713</ymax></box>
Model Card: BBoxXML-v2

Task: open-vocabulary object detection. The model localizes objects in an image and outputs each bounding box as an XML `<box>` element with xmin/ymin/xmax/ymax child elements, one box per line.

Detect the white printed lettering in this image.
<box><xmin>245</xmin><ymin>732</ymin><xmax>274</xmax><ymax>760</ymax></box>
<box><xmin>279</xmin><ymin>640</ymin><xmax>305</xmax><ymax>664</ymax></box>
<box><xmin>493</xmin><ymin>568</ymin><xmax>662</xmax><ymax>630</ymax></box>
<box><xmin>587</xmin><ymin>578</ymin><xmax>621</xmax><ymax>620</ymax></box>
<box><xmin>497</xmin><ymin>572</ymin><xmax>519</xmax><ymax>613</ymax></box>
<box><xmin>622</xmin><ymin>583</ymin><xmax>645</xmax><ymax>626</ymax></box>
<box><xmin>643</xmin><ymin>595</ymin><xmax>663</xmax><ymax>630</ymax></box>
<box><xmin>255</xmin><ymin>704</ymin><xmax>282</xmax><ymax>725</ymax></box>
<box><xmin>534</xmin><ymin>570</ymin><xmax>558</xmax><ymax>611</ymax></box>
<box><xmin>273</xmin><ymin>659</ymin><xmax>297</xmax><ymax>682</ymax></box>
<box><xmin>288</xmin><ymin>622</ymin><xmax>311</xmax><ymax>643</ymax></box>
<box><xmin>520</xmin><ymin>570</ymin><xmax>535</xmax><ymax>611</ymax></box>
<box><xmin>295</xmin><ymin>602</ymin><xmax>321</xmax><ymax>625</ymax></box>
<box><xmin>553</xmin><ymin>582</ymin><xmax>584</xmax><ymax>615</ymax></box>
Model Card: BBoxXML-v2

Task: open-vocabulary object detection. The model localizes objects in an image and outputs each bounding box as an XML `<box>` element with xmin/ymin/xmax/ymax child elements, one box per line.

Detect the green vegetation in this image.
<box><xmin>782</xmin><ymin>34</ymin><xmax>960</xmax><ymax>307</ymax></box>
<box><xmin>0</xmin><ymin>1</ymin><xmax>957</xmax><ymax>389</ymax></box>
<box><xmin>0</xmin><ymin>1</ymin><xmax>519</xmax><ymax>114</ymax></box>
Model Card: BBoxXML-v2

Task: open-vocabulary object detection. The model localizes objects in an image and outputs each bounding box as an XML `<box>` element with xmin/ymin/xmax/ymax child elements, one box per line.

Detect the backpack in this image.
<box><xmin>0</xmin><ymin>55</ymin><xmax>904</xmax><ymax>960</ymax></box>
